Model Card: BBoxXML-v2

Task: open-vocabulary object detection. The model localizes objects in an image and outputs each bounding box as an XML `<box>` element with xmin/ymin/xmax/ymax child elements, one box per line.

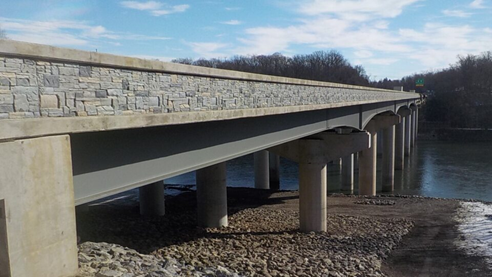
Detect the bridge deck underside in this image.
<box><xmin>72</xmin><ymin>100</ymin><xmax>414</xmax><ymax>204</ymax></box>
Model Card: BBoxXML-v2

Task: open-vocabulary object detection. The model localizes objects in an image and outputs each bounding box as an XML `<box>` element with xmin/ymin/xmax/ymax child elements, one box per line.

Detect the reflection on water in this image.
<box><xmin>166</xmin><ymin>141</ymin><xmax>492</xmax><ymax>202</ymax></box>
<box><xmin>396</xmin><ymin>141</ymin><xmax>492</xmax><ymax>202</ymax></box>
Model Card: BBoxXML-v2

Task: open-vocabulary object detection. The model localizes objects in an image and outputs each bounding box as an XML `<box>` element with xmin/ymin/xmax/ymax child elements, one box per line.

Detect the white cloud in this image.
<box><xmin>299</xmin><ymin>0</ymin><xmax>421</xmax><ymax>19</ymax></box>
<box><xmin>187</xmin><ymin>42</ymin><xmax>228</xmax><ymax>58</ymax></box>
<box><xmin>365</xmin><ymin>58</ymin><xmax>399</xmax><ymax>65</ymax></box>
<box><xmin>234</xmin><ymin>17</ymin><xmax>411</xmax><ymax>56</ymax></box>
<box><xmin>225</xmin><ymin>7</ymin><xmax>241</xmax><ymax>11</ymax></box>
<box><xmin>400</xmin><ymin>23</ymin><xmax>492</xmax><ymax>67</ymax></box>
<box><xmin>354</xmin><ymin>50</ymin><xmax>373</xmax><ymax>58</ymax></box>
<box><xmin>442</xmin><ymin>9</ymin><xmax>471</xmax><ymax>18</ymax></box>
<box><xmin>221</xmin><ymin>20</ymin><xmax>242</xmax><ymax>25</ymax></box>
<box><xmin>470</xmin><ymin>0</ymin><xmax>485</xmax><ymax>9</ymax></box>
<box><xmin>120</xmin><ymin>1</ymin><xmax>189</xmax><ymax>16</ymax></box>
<box><xmin>120</xmin><ymin>1</ymin><xmax>163</xmax><ymax>10</ymax></box>
<box><xmin>0</xmin><ymin>17</ymin><xmax>170</xmax><ymax>47</ymax></box>
<box><xmin>130</xmin><ymin>54</ymin><xmax>174</xmax><ymax>61</ymax></box>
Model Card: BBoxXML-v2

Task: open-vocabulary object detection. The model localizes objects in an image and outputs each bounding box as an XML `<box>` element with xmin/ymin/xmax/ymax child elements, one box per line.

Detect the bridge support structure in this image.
<box><xmin>411</xmin><ymin>106</ymin><xmax>418</xmax><ymax>147</ymax></box>
<box><xmin>196</xmin><ymin>162</ymin><xmax>228</xmax><ymax>228</ymax></box>
<box><xmin>139</xmin><ymin>181</ymin><xmax>166</xmax><ymax>216</ymax></box>
<box><xmin>405</xmin><ymin>112</ymin><xmax>412</xmax><ymax>156</ymax></box>
<box><xmin>359</xmin><ymin>114</ymin><xmax>401</xmax><ymax>195</ymax></box>
<box><xmin>269</xmin><ymin>152</ymin><xmax>281</xmax><ymax>190</ymax></box>
<box><xmin>270</xmin><ymin>131</ymin><xmax>370</xmax><ymax>232</ymax></box>
<box><xmin>0</xmin><ymin>135</ymin><xmax>78</xmax><ymax>277</ymax></box>
<box><xmin>382</xmin><ymin>126</ymin><xmax>395</xmax><ymax>192</ymax></box>
<box><xmin>254</xmin><ymin>150</ymin><xmax>270</xmax><ymax>189</ymax></box>
<box><xmin>395</xmin><ymin>108</ymin><xmax>411</xmax><ymax>170</ymax></box>
<box><xmin>341</xmin><ymin>154</ymin><xmax>354</xmax><ymax>194</ymax></box>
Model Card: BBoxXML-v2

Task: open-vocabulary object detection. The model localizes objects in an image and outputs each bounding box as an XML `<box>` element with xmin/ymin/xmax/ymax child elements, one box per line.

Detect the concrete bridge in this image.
<box><xmin>0</xmin><ymin>40</ymin><xmax>420</xmax><ymax>277</ymax></box>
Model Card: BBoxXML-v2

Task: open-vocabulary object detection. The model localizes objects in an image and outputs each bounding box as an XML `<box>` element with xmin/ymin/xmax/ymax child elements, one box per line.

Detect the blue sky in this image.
<box><xmin>1</xmin><ymin>0</ymin><xmax>491</xmax><ymax>80</ymax></box>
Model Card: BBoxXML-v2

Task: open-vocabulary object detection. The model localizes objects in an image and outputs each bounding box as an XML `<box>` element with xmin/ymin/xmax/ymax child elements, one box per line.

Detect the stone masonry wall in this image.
<box><xmin>0</xmin><ymin>57</ymin><xmax>405</xmax><ymax>120</ymax></box>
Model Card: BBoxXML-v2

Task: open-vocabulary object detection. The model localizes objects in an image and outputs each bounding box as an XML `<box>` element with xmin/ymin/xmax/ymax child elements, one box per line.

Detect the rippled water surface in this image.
<box><xmin>166</xmin><ymin>141</ymin><xmax>492</xmax><ymax>202</ymax></box>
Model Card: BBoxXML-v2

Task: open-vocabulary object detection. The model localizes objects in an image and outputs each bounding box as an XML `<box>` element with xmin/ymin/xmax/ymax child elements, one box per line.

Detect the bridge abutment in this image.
<box><xmin>0</xmin><ymin>135</ymin><xmax>78</xmax><ymax>277</ymax></box>
<box><xmin>196</xmin><ymin>162</ymin><xmax>228</xmax><ymax>228</ymax></box>
<box><xmin>139</xmin><ymin>181</ymin><xmax>166</xmax><ymax>216</ymax></box>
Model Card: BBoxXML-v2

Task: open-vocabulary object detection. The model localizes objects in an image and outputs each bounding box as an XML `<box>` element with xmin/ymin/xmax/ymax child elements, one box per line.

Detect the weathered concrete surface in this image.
<box><xmin>0</xmin><ymin>135</ymin><xmax>78</xmax><ymax>277</ymax></box>
<box><xmin>196</xmin><ymin>162</ymin><xmax>228</xmax><ymax>228</ymax></box>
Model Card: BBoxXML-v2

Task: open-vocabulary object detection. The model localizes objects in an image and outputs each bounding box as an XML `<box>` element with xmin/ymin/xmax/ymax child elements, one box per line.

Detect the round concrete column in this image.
<box><xmin>254</xmin><ymin>150</ymin><xmax>270</xmax><ymax>189</ymax></box>
<box><xmin>341</xmin><ymin>154</ymin><xmax>354</xmax><ymax>194</ymax></box>
<box><xmin>410</xmin><ymin>110</ymin><xmax>416</xmax><ymax>148</ymax></box>
<box><xmin>196</xmin><ymin>162</ymin><xmax>228</xmax><ymax>228</ymax></box>
<box><xmin>299</xmin><ymin>162</ymin><xmax>327</xmax><ymax>232</ymax></box>
<box><xmin>269</xmin><ymin>152</ymin><xmax>280</xmax><ymax>190</ymax></box>
<box><xmin>415</xmin><ymin>108</ymin><xmax>419</xmax><ymax>136</ymax></box>
<box><xmin>405</xmin><ymin>114</ymin><xmax>412</xmax><ymax>156</ymax></box>
<box><xmin>359</xmin><ymin>130</ymin><xmax>377</xmax><ymax>196</ymax></box>
<box><xmin>412</xmin><ymin>108</ymin><xmax>417</xmax><ymax>146</ymax></box>
<box><xmin>395</xmin><ymin>117</ymin><xmax>405</xmax><ymax>170</ymax></box>
<box><xmin>382</xmin><ymin>126</ymin><xmax>395</xmax><ymax>192</ymax></box>
<box><xmin>139</xmin><ymin>181</ymin><xmax>165</xmax><ymax>216</ymax></box>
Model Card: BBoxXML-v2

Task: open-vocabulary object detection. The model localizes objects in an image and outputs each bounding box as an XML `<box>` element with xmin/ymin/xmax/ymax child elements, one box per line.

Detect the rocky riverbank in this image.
<box><xmin>75</xmin><ymin>188</ymin><xmax>492</xmax><ymax>276</ymax></box>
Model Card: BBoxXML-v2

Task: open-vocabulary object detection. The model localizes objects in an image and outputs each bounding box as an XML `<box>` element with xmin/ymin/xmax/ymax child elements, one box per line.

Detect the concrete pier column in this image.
<box><xmin>405</xmin><ymin>114</ymin><xmax>412</xmax><ymax>156</ymax></box>
<box><xmin>139</xmin><ymin>181</ymin><xmax>165</xmax><ymax>216</ymax></box>
<box><xmin>410</xmin><ymin>109</ymin><xmax>416</xmax><ymax>148</ymax></box>
<box><xmin>382</xmin><ymin>126</ymin><xmax>395</xmax><ymax>192</ymax></box>
<box><xmin>299</xmin><ymin>162</ymin><xmax>327</xmax><ymax>232</ymax></box>
<box><xmin>0</xmin><ymin>135</ymin><xmax>78</xmax><ymax>277</ymax></box>
<box><xmin>416</xmin><ymin>108</ymin><xmax>419</xmax><ymax>136</ymax></box>
<box><xmin>412</xmin><ymin>108</ymin><xmax>417</xmax><ymax>146</ymax></box>
<box><xmin>196</xmin><ymin>162</ymin><xmax>228</xmax><ymax>228</ymax></box>
<box><xmin>269</xmin><ymin>131</ymin><xmax>371</xmax><ymax>232</ymax></box>
<box><xmin>377</xmin><ymin>130</ymin><xmax>383</xmax><ymax>156</ymax></box>
<box><xmin>359</xmin><ymin>130</ymin><xmax>377</xmax><ymax>195</ymax></box>
<box><xmin>395</xmin><ymin>117</ymin><xmax>406</xmax><ymax>170</ymax></box>
<box><xmin>269</xmin><ymin>152</ymin><xmax>280</xmax><ymax>190</ymax></box>
<box><xmin>341</xmin><ymin>154</ymin><xmax>354</xmax><ymax>194</ymax></box>
<box><xmin>254</xmin><ymin>150</ymin><xmax>270</xmax><ymax>189</ymax></box>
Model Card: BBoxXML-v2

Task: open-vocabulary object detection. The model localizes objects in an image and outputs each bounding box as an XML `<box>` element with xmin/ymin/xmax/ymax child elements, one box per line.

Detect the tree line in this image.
<box><xmin>373</xmin><ymin>52</ymin><xmax>492</xmax><ymax>128</ymax></box>
<box><xmin>174</xmin><ymin>51</ymin><xmax>492</xmax><ymax>129</ymax></box>
<box><xmin>173</xmin><ymin>51</ymin><xmax>370</xmax><ymax>86</ymax></box>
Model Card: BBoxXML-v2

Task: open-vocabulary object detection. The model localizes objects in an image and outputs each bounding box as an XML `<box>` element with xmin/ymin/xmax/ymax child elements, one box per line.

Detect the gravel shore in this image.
<box><xmin>75</xmin><ymin>188</ymin><xmax>491</xmax><ymax>277</ymax></box>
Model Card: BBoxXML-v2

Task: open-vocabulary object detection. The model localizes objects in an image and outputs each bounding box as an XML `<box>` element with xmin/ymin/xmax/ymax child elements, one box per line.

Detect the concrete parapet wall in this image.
<box><xmin>0</xmin><ymin>40</ymin><xmax>418</xmax><ymax>121</ymax></box>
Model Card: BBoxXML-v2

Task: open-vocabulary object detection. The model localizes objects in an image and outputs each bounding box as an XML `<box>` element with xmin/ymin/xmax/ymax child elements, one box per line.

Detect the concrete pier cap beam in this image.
<box><xmin>360</xmin><ymin>113</ymin><xmax>401</xmax><ymax>196</ymax></box>
<box><xmin>269</xmin><ymin>130</ymin><xmax>370</xmax><ymax>232</ymax></box>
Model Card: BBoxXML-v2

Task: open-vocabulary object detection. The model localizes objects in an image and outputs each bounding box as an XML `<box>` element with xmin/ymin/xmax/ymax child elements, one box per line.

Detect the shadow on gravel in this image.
<box><xmin>76</xmin><ymin>187</ymin><xmax>297</xmax><ymax>254</ymax></box>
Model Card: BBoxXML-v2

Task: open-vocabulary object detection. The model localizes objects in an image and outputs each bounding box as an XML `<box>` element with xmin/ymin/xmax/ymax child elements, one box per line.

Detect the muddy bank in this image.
<box><xmin>76</xmin><ymin>188</ymin><xmax>491</xmax><ymax>276</ymax></box>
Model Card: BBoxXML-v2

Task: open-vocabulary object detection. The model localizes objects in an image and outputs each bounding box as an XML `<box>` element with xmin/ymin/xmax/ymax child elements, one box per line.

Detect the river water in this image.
<box><xmin>167</xmin><ymin>141</ymin><xmax>492</xmax><ymax>202</ymax></box>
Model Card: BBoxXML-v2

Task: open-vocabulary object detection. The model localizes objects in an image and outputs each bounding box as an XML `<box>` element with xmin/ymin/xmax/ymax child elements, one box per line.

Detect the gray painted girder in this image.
<box><xmin>71</xmin><ymin>100</ymin><xmax>418</xmax><ymax>204</ymax></box>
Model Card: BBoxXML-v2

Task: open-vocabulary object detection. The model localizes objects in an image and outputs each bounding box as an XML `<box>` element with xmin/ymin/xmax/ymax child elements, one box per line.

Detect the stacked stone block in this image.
<box><xmin>0</xmin><ymin>56</ymin><xmax>400</xmax><ymax>120</ymax></box>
